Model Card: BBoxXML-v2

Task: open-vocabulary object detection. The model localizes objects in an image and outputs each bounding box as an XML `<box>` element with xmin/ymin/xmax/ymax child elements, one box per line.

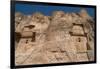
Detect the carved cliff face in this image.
<box><xmin>15</xmin><ymin>9</ymin><xmax>95</xmax><ymax>65</ymax></box>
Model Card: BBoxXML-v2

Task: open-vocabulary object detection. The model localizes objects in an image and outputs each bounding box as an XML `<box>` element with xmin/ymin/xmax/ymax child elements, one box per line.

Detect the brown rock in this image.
<box><xmin>15</xmin><ymin>10</ymin><xmax>95</xmax><ymax>65</ymax></box>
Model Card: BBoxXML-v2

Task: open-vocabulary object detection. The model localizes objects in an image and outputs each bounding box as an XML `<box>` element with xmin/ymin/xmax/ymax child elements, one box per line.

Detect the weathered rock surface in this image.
<box><xmin>15</xmin><ymin>9</ymin><xmax>95</xmax><ymax>65</ymax></box>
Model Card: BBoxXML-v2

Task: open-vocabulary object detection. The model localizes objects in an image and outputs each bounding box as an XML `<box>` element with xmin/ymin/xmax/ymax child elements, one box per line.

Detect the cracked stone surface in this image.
<box><xmin>15</xmin><ymin>9</ymin><xmax>95</xmax><ymax>65</ymax></box>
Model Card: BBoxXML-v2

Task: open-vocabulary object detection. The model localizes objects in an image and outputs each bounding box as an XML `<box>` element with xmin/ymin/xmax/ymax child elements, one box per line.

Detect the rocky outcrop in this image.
<box><xmin>15</xmin><ymin>9</ymin><xmax>95</xmax><ymax>65</ymax></box>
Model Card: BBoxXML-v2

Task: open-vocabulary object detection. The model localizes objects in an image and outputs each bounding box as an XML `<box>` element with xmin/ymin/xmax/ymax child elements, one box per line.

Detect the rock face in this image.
<box><xmin>15</xmin><ymin>9</ymin><xmax>95</xmax><ymax>65</ymax></box>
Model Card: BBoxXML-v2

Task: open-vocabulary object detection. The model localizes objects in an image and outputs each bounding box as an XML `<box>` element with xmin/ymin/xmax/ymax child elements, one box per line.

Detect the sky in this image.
<box><xmin>15</xmin><ymin>3</ymin><xmax>95</xmax><ymax>17</ymax></box>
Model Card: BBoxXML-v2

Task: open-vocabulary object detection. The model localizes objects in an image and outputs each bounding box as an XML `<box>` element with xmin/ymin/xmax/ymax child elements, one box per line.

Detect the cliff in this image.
<box><xmin>15</xmin><ymin>9</ymin><xmax>95</xmax><ymax>65</ymax></box>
